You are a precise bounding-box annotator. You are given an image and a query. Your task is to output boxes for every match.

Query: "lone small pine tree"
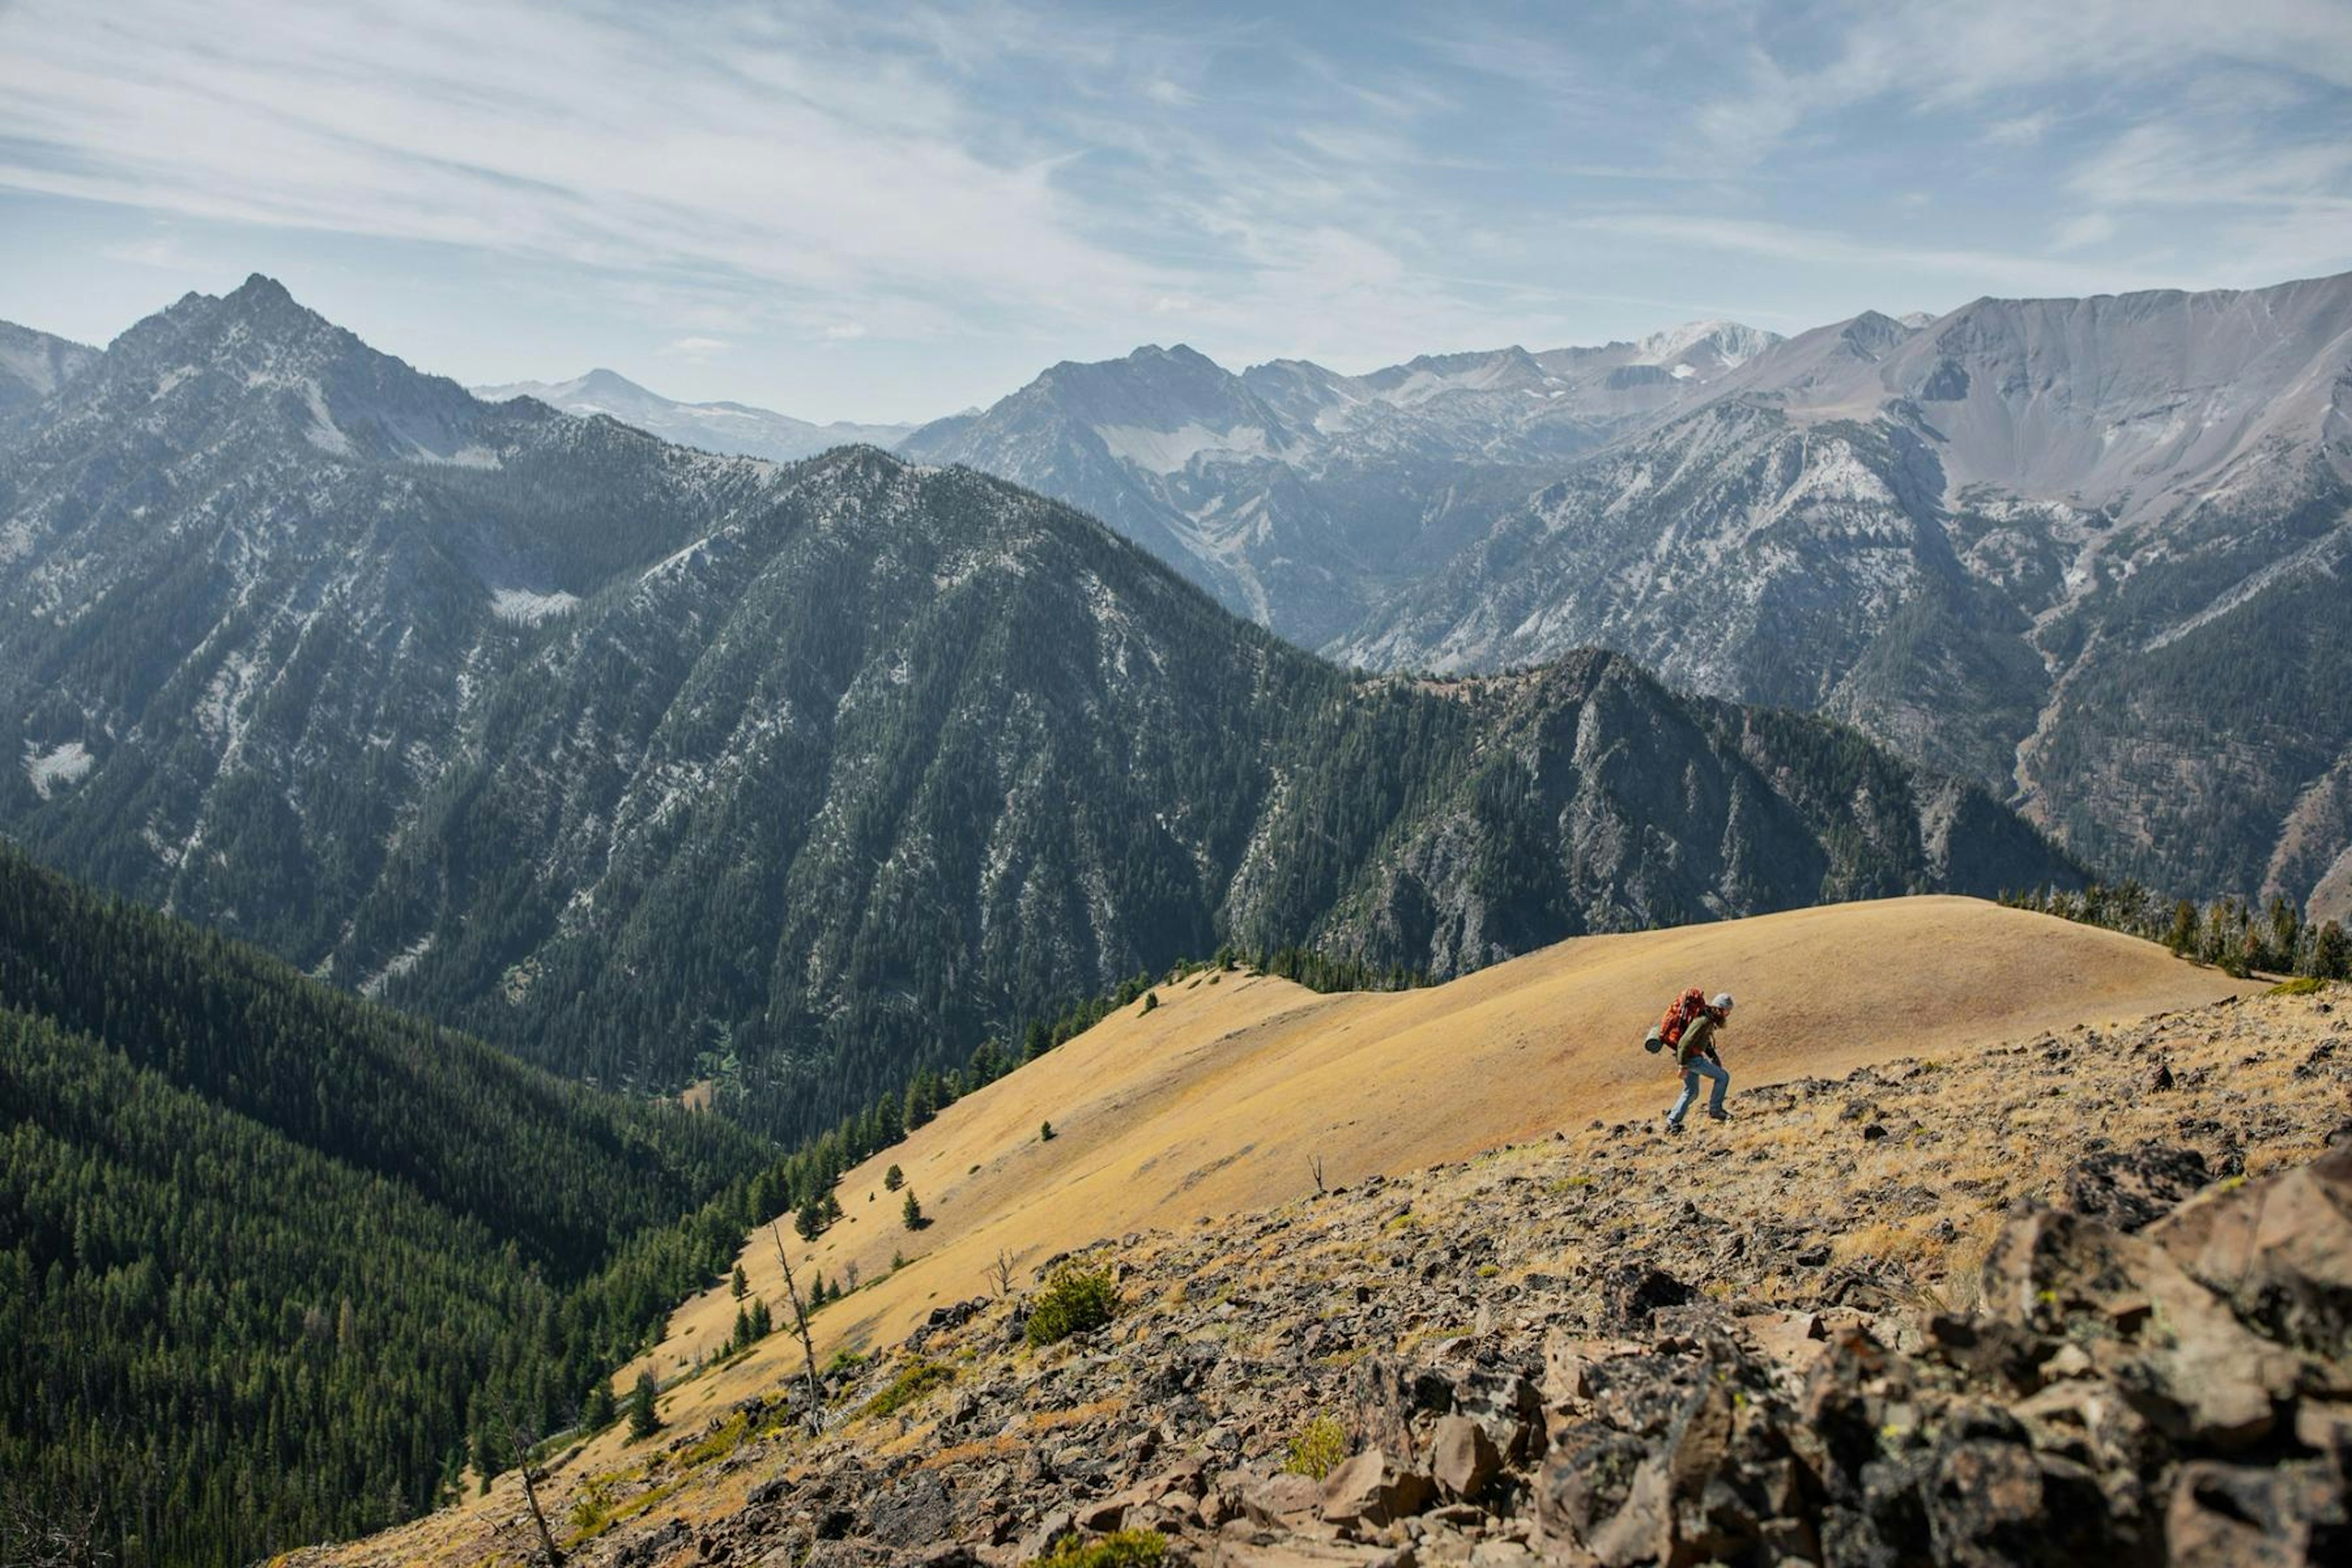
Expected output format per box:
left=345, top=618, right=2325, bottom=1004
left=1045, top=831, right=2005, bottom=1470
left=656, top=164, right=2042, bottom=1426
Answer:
left=1039, top=1120, right=1056, bottom=1142
left=902, top=1189, right=924, bottom=1230
left=731, top=1264, right=748, bottom=1300
left=627, top=1369, right=660, bottom=1441
left=883, top=1164, right=904, bottom=1192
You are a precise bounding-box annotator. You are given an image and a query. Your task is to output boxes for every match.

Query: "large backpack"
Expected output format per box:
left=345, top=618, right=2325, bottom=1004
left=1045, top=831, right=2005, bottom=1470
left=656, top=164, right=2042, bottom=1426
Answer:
left=1656, top=987, right=1709, bottom=1047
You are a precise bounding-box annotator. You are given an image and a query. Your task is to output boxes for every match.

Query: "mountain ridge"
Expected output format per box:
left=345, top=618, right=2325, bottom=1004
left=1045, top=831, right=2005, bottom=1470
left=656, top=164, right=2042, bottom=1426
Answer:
left=1338, top=268, right=2352, bottom=918
left=0, top=279, right=2068, bottom=1143
left=474, top=365, right=918, bottom=462
left=0, top=318, right=99, bottom=420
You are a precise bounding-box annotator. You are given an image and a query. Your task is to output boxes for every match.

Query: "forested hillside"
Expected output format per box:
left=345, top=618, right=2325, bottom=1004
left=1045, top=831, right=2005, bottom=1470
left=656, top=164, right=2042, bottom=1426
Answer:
left=0, top=845, right=767, bottom=1566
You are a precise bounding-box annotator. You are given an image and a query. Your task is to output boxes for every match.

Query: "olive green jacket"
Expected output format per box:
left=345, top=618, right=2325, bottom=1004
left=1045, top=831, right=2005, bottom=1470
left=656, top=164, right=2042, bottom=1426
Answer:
left=1676, top=1012, right=1723, bottom=1069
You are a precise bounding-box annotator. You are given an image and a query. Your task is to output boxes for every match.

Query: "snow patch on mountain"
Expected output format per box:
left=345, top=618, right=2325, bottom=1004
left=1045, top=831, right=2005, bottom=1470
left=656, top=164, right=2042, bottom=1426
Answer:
left=1095, top=421, right=1276, bottom=474
left=22, top=740, right=94, bottom=799
left=491, top=587, right=581, bottom=625
left=1636, top=320, right=1776, bottom=369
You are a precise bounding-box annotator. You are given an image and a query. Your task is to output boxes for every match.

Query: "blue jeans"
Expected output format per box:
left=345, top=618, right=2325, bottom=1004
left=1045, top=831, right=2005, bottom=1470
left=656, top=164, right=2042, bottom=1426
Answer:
left=1668, top=1056, right=1730, bottom=1126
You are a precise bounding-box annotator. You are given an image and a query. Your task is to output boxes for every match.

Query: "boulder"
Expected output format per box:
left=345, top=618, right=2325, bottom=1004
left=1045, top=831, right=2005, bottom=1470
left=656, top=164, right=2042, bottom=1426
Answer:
left=1920, top=1417, right=2116, bottom=1566
left=1599, top=1264, right=1694, bottom=1335
left=2150, top=1145, right=2352, bottom=1360
left=2062, top=1142, right=2210, bottom=1233
left=1979, top=1208, right=2301, bottom=1449
left=1319, top=1449, right=1434, bottom=1527
left=1243, top=1473, right=1325, bottom=1528
left=1428, top=1416, right=1501, bottom=1502
left=865, top=1469, right=959, bottom=1547
left=2166, top=1459, right=2352, bottom=1566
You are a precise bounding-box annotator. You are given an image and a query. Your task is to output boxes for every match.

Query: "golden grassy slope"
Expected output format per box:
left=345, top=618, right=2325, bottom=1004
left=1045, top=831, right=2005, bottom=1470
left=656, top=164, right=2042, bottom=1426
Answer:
left=314, top=895, right=2237, bottom=1562
left=685, top=896, right=2233, bottom=1385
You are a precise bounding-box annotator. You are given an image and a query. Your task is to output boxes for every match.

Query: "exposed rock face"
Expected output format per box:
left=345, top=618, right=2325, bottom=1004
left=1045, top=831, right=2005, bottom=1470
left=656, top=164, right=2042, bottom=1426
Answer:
left=900, top=328, right=1774, bottom=647
left=303, top=986, right=2352, bottom=1568
left=1341, top=273, right=2352, bottom=915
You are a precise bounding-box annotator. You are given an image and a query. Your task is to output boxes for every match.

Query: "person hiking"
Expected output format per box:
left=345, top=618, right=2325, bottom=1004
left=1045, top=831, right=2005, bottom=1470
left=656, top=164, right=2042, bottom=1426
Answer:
left=1660, top=990, right=1734, bottom=1133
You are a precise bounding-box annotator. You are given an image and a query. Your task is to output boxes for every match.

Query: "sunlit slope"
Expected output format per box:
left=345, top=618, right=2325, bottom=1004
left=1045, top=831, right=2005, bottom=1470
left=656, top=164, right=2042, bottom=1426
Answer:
left=655, top=896, right=2233, bottom=1395
left=309, top=895, right=2240, bottom=1563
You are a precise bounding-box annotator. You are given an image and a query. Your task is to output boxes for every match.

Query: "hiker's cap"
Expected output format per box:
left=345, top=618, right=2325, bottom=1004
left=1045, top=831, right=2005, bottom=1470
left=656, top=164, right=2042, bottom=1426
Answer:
left=1713, top=992, right=1734, bottom=1010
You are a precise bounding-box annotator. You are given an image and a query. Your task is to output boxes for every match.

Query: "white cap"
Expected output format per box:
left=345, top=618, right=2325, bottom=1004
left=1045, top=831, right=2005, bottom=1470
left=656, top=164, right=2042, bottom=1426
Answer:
left=1713, top=992, right=1734, bottom=1010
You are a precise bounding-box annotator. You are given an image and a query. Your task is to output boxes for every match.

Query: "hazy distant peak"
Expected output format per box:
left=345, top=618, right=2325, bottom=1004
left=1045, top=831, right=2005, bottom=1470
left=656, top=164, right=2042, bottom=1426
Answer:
left=1634, top=318, right=1777, bottom=369
left=0, top=318, right=102, bottom=413
left=470, top=364, right=916, bottom=461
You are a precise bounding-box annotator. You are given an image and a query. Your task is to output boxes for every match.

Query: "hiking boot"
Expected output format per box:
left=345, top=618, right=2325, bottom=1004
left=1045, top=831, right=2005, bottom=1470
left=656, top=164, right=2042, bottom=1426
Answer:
left=1665, top=1120, right=1685, bottom=1135
left=1707, top=1110, right=1732, bottom=1123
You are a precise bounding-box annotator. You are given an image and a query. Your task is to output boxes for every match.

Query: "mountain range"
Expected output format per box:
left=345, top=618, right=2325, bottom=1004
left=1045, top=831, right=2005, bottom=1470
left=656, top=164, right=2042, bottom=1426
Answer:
left=899, top=321, right=1776, bottom=644
left=0, top=277, right=2065, bottom=1140
left=888, top=274, right=2352, bottom=919
left=473, top=366, right=915, bottom=462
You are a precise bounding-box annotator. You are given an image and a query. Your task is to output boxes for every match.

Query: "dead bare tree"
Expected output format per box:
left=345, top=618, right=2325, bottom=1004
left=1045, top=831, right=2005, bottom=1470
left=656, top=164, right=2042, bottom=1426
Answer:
left=489, top=1385, right=564, bottom=1566
left=987, top=1248, right=1017, bottom=1297
left=1, top=1488, right=112, bottom=1568
left=769, top=1219, right=827, bottom=1435
left=1310, top=1153, right=1327, bottom=1196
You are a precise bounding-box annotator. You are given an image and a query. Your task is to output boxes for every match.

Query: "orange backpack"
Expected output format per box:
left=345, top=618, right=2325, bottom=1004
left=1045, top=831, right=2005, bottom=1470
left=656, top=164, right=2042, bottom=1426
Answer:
left=1657, top=987, right=1709, bottom=1047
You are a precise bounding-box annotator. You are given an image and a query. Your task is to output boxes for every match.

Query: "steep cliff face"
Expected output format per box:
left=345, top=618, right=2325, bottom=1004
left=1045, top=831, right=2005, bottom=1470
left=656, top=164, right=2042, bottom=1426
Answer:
left=0, top=281, right=2067, bottom=1138
left=1342, top=273, right=2352, bottom=914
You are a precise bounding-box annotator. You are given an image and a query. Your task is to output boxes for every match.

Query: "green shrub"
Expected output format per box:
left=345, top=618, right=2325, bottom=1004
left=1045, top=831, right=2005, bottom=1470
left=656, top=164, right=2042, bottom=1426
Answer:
left=2269, top=975, right=2328, bottom=997
left=1031, top=1529, right=1167, bottom=1568
left=1025, top=1262, right=1118, bottom=1347
left=863, top=1356, right=957, bottom=1418
left=1282, top=1414, right=1350, bottom=1479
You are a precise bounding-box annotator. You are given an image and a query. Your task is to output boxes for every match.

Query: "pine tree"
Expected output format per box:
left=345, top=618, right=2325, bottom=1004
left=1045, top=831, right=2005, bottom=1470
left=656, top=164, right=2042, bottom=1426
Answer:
left=2313, top=921, right=2351, bottom=981
left=1039, top=1120, right=1056, bottom=1142
left=2166, top=899, right=2198, bottom=956
left=883, top=1163, right=904, bottom=1192
left=582, top=1378, right=616, bottom=1431
left=731, top=1264, right=748, bottom=1300
left=627, top=1370, right=661, bottom=1440
left=901, top=1189, right=924, bottom=1230
left=2267, top=896, right=2302, bottom=973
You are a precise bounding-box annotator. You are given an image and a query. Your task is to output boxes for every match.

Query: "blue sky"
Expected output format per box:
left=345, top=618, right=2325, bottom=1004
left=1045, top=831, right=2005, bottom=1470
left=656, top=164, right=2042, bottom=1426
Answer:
left=2, top=0, right=2348, bottom=421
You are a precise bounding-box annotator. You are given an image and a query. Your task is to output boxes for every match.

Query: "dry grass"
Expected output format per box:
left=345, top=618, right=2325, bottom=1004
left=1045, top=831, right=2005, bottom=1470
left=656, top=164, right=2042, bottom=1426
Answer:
left=310, top=899, right=2249, bottom=1566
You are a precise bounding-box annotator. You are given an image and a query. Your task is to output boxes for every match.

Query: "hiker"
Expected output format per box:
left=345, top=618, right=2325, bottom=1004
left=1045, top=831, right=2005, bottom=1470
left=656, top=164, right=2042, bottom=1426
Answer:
left=1659, top=989, right=1733, bottom=1132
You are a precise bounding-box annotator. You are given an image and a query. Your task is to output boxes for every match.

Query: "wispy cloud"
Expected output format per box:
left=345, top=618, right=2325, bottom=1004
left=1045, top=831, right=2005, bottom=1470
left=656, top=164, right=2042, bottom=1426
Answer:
left=0, top=0, right=2343, bottom=415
